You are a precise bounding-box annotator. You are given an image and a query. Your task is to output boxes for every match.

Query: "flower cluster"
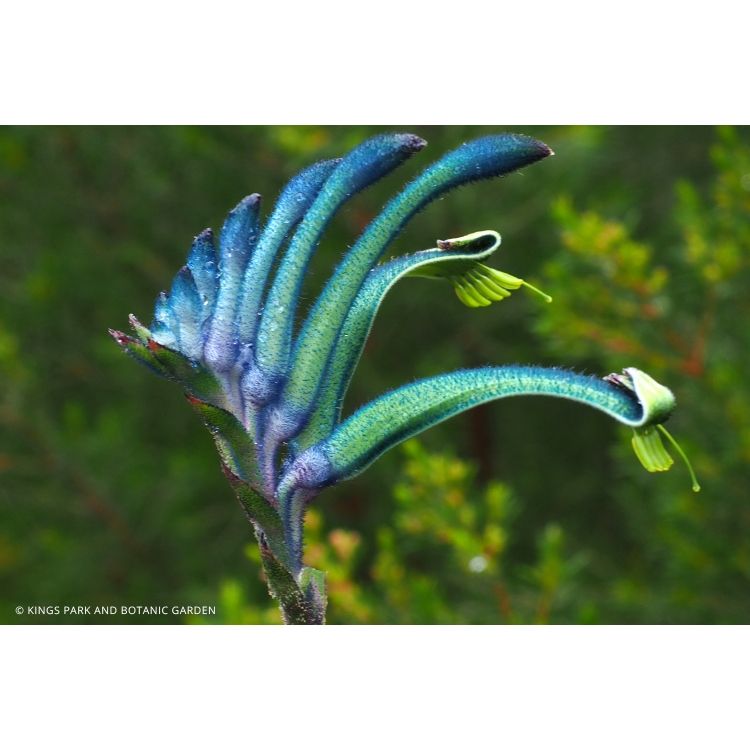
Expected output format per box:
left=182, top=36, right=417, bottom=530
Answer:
left=112, top=133, right=697, bottom=623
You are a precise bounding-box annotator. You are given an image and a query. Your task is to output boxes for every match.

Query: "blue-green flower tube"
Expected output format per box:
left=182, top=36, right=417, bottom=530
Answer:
left=149, top=231, right=218, bottom=359
left=294, top=230, right=502, bottom=452
left=203, top=194, right=262, bottom=375
left=276, top=366, right=674, bottom=562
left=234, top=158, right=341, bottom=360
left=186, top=228, right=218, bottom=318
left=277, top=135, right=553, bottom=442
left=248, top=134, right=426, bottom=403
left=151, top=290, right=179, bottom=350
left=167, top=266, right=203, bottom=361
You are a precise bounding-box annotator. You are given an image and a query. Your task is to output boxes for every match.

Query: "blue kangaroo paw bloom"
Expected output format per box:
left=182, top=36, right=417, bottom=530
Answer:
left=249, top=133, right=426, bottom=401
left=278, top=135, right=553, bottom=443
left=151, top=290, right=180, bottom=349
left=112, top=131, right=695, bottom=624
left=294, top=230, right=503, bottom=452
left=203, top=194, right=262, bottom=375
left=235, top=158, right=342, bottom=360
left=168, top=266, right=204, bottom=361
left=186, top=228, right=218, bottom=319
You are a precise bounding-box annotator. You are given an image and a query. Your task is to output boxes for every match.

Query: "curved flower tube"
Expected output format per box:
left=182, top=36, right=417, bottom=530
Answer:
left=294, top=230, right=504, bottom=452
left=276, top=366, right=678, bottom=565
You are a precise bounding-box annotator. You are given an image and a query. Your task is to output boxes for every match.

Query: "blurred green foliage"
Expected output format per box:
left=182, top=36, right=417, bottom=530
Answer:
left=1, top=126, right=747, bottom=624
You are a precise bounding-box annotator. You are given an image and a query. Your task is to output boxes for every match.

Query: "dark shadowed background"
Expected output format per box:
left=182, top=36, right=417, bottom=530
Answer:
left=1, top=125, right=748, bottom=623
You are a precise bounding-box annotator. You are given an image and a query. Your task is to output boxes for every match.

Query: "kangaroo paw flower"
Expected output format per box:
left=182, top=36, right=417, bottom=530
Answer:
left=111, top=132, right=696, bottom=624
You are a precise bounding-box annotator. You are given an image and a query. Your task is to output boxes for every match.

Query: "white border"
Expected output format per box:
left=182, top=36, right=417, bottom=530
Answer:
left=1, top=1, right=748, bottom=123
left=2, top=626, right=748, bottom=748
left=2, top=3, right=747, bottom=746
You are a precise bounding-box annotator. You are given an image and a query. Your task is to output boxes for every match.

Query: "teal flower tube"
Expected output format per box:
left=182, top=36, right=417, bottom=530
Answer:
left=276, top=366, right=678, bottom=565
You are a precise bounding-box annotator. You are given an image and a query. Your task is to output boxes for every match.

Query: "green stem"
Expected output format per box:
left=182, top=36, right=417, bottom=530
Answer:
left=259, top=545, right=326, bottom=625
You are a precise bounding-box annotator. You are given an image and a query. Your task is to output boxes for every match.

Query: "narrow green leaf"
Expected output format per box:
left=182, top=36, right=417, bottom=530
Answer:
left=109, top=329, right=170, bottom=379
left=186, top=395, right=261, bottom=487
left=220, top=465, right=290, bottom=567
left=127, top=314, right=152, bottom=343
left=146, top=339, right=224, bottom=404
left=259, top=547, right=310, bottom=625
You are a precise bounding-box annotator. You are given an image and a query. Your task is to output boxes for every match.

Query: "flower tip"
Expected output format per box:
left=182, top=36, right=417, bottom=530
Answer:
left=656, top=424, right=701, bottom=494
left=231, top=193, right=262, bottom=214
left=127, top=314, right=151, bottom=343
left=437, top=230, right=500, bottom=254
left=522, top=137, right=554, bottom=160
left=219, top=461, right=241, bottom=484
left=539, top=141, right=554, bottom=157
left=606, top=368, right=676, bottom=426
left=401, top=134, right=427, bottom=153
left=523, top=280, right=553, bottom=303
left=108, top=328, right=129, bottom=346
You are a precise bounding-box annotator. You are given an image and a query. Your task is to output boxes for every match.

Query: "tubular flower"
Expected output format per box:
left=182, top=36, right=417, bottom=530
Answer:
left=111, top=132, right=697, bottom=624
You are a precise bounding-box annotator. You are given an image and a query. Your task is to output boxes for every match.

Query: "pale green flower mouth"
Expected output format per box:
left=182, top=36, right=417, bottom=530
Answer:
left=450, top=265, right=552, bottom=307
left=406, top=233, right=552, bottom=308
left=606, top=368, right=700, bottom=492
